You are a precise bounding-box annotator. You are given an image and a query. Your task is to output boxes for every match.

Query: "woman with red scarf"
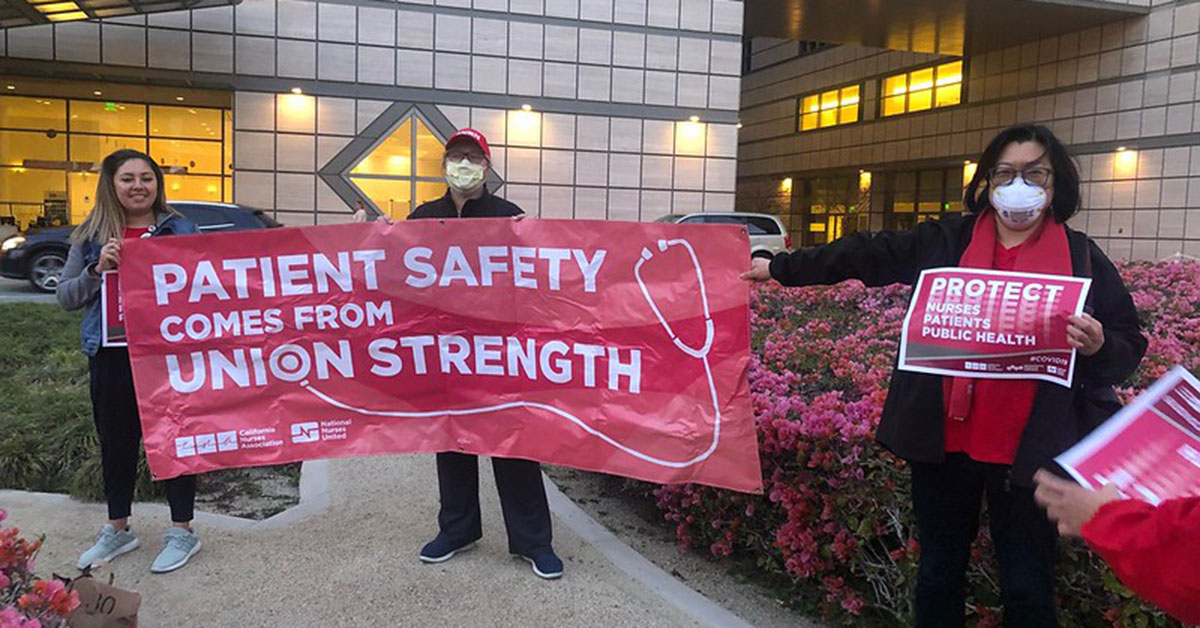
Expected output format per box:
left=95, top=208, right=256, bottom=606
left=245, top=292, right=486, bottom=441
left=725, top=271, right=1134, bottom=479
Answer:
left=744, top=124, right=1147, bottom=627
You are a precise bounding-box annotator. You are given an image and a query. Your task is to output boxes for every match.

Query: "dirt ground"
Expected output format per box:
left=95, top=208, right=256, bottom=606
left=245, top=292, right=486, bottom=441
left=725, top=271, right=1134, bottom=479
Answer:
left=193, top=464, right=301, bottom=520
left=545, top=466, right=821, bottom=628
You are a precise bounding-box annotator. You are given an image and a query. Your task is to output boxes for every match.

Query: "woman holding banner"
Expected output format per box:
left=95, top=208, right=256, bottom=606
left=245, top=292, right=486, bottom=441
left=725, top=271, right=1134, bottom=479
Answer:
left=57, top=149, right=203, bottom=574
left=744, top=124, right=1147, bottom=627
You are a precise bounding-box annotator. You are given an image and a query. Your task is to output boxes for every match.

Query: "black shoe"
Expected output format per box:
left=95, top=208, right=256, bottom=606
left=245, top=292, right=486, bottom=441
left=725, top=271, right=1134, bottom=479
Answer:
left=419, top=536, right=478, bottom=563
left=513, top=550, right=564, bottom=580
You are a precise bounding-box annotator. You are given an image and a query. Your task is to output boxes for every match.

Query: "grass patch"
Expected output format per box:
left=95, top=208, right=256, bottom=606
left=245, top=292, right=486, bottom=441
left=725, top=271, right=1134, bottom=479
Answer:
left=0, top=303, right=298, bottom=518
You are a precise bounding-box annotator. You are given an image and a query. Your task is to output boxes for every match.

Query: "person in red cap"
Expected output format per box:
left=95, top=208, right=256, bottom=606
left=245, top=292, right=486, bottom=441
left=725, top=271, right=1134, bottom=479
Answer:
left=408, top=128, right=563, bottom=580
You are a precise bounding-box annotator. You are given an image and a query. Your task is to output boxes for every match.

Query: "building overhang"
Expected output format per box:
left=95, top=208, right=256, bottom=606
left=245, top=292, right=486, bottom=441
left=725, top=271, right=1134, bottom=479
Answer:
left=745, top=0, right=1147, bottom=56
left=1, top=0, right=239, bottom=28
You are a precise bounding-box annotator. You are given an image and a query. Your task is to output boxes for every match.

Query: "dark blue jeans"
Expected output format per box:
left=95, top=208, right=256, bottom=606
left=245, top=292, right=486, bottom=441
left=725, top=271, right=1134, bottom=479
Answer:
left=434, top=452, right=553, bottom=556
left=911, top=453, right=1058, bottom=628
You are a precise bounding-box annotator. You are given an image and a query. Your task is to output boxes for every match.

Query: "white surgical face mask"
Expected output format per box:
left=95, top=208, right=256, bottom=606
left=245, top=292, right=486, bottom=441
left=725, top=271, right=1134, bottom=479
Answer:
left=990, top=177, right=1048, bottom=230
left=445, top=158, right=485, bottom=192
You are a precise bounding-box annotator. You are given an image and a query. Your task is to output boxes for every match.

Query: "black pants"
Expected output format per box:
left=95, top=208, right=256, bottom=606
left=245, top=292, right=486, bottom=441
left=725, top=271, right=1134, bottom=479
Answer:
left=89, top=348, right=196, bottom=523
left=435, top=452, right=553, bottom=556
left=911, top=454, right=1058, bottom=628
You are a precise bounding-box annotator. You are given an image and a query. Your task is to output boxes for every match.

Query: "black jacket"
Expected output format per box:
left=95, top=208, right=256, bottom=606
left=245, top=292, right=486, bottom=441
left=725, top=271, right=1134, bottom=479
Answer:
left=408, top=185, right=523, bottom=220
left=768, top=214, right=1147, bottom=485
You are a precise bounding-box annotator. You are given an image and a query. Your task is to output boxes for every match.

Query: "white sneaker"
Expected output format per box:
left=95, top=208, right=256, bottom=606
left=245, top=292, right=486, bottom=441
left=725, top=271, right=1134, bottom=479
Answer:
left=77, top=524, right=140, bottom=570
left=150, top=527, right=201, bottom=574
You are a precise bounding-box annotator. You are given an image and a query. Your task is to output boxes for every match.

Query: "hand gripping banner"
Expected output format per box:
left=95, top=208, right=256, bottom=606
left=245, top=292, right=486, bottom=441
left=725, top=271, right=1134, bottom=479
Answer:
left=119, top=218, right=762, bottom=493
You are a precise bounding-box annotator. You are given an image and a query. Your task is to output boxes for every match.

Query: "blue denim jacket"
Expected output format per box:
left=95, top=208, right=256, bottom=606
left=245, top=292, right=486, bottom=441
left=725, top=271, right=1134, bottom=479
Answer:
left=57, top=212, right=199, bottom=356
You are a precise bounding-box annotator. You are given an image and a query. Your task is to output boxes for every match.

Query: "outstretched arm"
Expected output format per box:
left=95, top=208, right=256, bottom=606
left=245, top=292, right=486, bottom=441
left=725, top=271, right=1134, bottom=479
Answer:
left=746, top=220, right=954, bottom=288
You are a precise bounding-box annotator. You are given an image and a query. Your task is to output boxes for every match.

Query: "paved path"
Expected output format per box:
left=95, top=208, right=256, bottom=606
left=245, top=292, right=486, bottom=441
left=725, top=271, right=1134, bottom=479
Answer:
left=3, top=455, right=746, bottom=628
left=0, top=277, right=55, bottom=303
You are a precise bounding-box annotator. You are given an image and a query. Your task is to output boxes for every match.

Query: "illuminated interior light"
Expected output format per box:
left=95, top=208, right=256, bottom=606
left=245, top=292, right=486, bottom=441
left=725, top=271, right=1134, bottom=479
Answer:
left=962, top=161, right=978, bottom=186
left=36, top=1, right=79, bottom=12
left=46, top=11, right=87, bottom=21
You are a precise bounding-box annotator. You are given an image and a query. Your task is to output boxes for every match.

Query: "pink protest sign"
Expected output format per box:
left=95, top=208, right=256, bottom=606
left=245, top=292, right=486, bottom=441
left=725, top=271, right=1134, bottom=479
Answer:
left=898, top=267, right=1091, bottom=387
left=1057, top=367, right=1200, bottom=504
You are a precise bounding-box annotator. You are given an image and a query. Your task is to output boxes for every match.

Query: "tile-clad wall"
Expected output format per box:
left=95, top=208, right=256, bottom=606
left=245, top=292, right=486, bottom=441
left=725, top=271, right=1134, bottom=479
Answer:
left=231, top=91, right=738, bottom=225
left=738, top=1, right=1200, bottom=260
left=1, top=0, right=743, bottom=225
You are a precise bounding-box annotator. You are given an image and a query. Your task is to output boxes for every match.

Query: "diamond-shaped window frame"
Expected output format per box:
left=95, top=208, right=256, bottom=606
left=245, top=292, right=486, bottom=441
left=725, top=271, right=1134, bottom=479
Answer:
left=319, top=103, right=503, bottom=219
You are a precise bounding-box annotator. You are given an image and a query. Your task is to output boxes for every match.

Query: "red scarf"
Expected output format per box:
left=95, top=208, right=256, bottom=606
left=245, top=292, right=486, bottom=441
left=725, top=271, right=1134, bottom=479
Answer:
left=944, top=210, right=1072, bottom=434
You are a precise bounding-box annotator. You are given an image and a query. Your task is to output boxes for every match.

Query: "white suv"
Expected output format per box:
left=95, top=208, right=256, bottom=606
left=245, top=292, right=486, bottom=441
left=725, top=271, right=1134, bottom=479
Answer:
left=654, top=212, right=791, bottom=258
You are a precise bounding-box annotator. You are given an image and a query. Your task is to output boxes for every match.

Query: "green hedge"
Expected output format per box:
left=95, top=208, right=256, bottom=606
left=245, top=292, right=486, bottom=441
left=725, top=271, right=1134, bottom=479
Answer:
left=0, top=303, right=297, bottom=510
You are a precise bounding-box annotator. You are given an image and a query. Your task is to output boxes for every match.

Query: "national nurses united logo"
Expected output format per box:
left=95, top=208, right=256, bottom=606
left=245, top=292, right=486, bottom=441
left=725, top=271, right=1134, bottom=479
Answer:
left=290, top=422, right=320, bottom=444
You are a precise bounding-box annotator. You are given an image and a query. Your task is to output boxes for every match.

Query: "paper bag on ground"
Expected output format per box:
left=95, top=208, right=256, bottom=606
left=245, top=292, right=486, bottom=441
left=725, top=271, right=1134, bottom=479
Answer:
left=68, top=576, right=141, bottom=628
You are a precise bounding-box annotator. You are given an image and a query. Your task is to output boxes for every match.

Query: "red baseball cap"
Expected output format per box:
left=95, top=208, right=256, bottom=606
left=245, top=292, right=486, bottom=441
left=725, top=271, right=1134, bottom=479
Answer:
left=445, top=128, right=491, bottom=160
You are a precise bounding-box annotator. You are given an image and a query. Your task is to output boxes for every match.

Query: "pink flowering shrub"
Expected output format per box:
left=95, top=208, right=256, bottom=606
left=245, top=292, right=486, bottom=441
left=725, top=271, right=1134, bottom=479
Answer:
left=0, top=510, right=78, bottom=628
left=652, top=260, right=1200, bottom=627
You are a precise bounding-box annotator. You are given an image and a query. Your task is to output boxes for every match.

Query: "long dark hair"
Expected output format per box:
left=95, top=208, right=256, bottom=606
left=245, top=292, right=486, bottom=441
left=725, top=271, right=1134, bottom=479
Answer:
left=72, top=149, right=173, bottom=244
left=964, top=124, right=1081, bottom=223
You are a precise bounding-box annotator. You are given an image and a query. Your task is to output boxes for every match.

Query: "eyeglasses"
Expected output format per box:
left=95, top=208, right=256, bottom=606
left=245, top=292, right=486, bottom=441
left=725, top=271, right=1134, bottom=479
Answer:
left=988, top=166, right=1053, bottom=188
left=445, top=150, right=487, bottom=164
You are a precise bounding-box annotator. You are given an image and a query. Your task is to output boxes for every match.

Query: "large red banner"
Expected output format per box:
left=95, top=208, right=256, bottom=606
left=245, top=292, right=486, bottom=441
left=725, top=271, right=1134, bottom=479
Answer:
left=119, top=218, right=761, bottom=493
left=898, top=268, right=1091, bottom=387
left=1057, top=366, right=1200, bottom=504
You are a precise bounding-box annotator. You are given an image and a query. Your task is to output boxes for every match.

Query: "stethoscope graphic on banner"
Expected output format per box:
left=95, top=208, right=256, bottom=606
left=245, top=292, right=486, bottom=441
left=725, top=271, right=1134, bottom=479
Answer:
left=301, top=238, right=721, bottom=469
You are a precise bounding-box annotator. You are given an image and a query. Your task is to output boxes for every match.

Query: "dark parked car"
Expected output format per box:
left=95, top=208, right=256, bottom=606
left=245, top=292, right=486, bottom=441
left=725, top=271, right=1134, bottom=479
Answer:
left=0, top=202, right=281, bottom=292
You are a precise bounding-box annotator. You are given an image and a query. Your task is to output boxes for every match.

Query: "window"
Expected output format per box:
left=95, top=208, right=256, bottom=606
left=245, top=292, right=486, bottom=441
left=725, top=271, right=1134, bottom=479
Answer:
left=788, top=176, right=875, bottom=246
left=798, top=84, right=860, bottom=132
left=149, top=106, right=223, bottom=139
left=149, top=138, right=223, bottom=174
left=175, top=204, right=236, bottom=231
left=349, top=114, right=449, bottom=219
left=69, top=135, right=147, bottom=164
left=886, top=168, right=965, bottom=231
left=0, top=131, right=67, bottom=163
left=882, top=61, right=963, bottom=117
left=163, top=175, right=224, bottom=203
left=0, top=94, right=231, bottom=229
left=709, top=215, right=780, bottom=235
left=71, top=101, right=144, bottom=136
left=0, top=97, right=66, bottom=131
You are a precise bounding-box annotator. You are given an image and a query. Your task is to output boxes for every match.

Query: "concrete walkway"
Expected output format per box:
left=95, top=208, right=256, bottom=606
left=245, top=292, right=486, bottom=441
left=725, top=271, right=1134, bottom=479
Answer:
left=3, top=455, right=748, bottom=627
left=0, top=277, right=55, bottom=303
